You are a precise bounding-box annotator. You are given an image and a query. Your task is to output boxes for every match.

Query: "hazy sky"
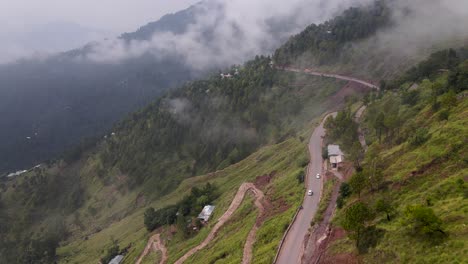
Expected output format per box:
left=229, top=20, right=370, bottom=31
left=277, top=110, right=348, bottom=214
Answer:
left=0, top=0, right=198, bottom=61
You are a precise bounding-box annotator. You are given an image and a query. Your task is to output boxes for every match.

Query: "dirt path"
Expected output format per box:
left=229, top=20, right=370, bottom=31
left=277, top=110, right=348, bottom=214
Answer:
left=135, top=233, right=168, bottom=264
left=174, top=182, right=266, bottom=264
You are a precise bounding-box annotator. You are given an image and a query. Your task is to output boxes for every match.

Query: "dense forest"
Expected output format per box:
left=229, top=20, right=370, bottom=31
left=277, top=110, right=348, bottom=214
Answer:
left=1, top=1, right=466, bottom=262
left=0, top=55, right=344, bottom=264
left=273, top=0, right=390, bottom=66
left=97, top=56, right=342, bottom=196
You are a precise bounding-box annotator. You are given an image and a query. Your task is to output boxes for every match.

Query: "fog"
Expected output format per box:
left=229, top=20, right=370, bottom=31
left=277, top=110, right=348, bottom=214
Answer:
left=0, top=0, right=197, bottom=63
left=79, top=0, right=375, bottom=69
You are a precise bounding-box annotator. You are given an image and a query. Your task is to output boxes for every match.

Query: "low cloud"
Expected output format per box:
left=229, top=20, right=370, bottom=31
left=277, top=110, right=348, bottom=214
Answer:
left=83, top=0, right=374, bottom=69
left=338, top=0, right=468, bottom=77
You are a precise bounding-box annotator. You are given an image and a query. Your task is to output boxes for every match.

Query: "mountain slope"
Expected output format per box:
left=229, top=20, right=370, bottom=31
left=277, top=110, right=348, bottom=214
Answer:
left=1, top=1, right=467, bottom=263
left=322, top=53, right=468, bottom=263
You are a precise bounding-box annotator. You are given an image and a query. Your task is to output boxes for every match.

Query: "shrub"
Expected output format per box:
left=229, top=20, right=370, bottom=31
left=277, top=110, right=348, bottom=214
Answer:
left=409, top=128, right=430, bottom=147
left=403, top=205, right=446, bottom=237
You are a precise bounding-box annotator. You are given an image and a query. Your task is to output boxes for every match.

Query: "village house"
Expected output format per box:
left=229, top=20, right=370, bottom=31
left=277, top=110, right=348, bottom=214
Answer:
left=328, top=144, right=344, bottom=170
left=220, top=73, right=233, bottom=79
left=197, top=205, right=215, bottom=222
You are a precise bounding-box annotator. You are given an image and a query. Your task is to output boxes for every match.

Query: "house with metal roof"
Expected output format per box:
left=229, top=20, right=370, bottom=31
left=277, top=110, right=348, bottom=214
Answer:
left=328, top=144, right=344, bottom=169
left=109, top=255, right=124, bottom=264
left=197, top=205, right=215, bottom=222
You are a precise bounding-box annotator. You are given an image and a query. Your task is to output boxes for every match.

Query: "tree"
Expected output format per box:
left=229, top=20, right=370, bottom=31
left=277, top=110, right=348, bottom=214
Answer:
left=373, top=112, right=386, bottom=142
left=375, top=198, right=393, bottom=221
left=440, top=90, right=457, bottom=110
left=368, top=166, right=384, bottom=191
left=176, top=213, right=188, bottom=238
left=296, top=169, right=305, bottom=183
left=100, top=238, right=120, bottom=264
left=349, top=171, right=367, bottom=198
left=341, top=202, right=374, bottom=248
left=144, top=207, right=157, bottom=231
left=337, top=182, right=351, bottom=208
left=349, top=141, right=364, bottom=169
left=409, top=128, right=429, bottom=147
left=404, top=205, right=446, bottom=237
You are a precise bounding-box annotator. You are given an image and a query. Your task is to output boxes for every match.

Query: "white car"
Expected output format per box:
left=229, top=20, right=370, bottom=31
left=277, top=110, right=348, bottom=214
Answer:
left=307, top=190, right=313, bottom=196
left=316, top=173, right=321, bottom=179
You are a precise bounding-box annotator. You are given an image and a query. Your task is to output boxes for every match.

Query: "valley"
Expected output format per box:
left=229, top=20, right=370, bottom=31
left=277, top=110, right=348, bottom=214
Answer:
left=0, top=1, right=467, bottom=263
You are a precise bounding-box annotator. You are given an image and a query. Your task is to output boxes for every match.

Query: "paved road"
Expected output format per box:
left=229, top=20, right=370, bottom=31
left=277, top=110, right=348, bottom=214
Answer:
left=276, top=113, right=335, bottom=264
left=281, top=67, right=380, bottom=90
left=275, top=68, right=379, bottom=264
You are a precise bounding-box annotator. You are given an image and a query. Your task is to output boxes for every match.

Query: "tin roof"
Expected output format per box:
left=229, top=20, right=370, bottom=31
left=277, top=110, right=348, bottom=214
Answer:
left=109, top=255, right=124, bottom=264
left=328, top=145, right=344, bottom=156
left=197, top=205, right=216, bottom=221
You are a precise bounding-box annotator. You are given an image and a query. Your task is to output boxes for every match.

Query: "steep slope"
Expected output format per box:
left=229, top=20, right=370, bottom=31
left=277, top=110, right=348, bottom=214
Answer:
left=0, top=4, right=202, bottom=174
left=1, top=1, right=467, bottom=263
left=274, top=0, right=468, bottom=80
left=321, top=53, right=468, bottom=263
left=0, top=0, right=345, bottom=174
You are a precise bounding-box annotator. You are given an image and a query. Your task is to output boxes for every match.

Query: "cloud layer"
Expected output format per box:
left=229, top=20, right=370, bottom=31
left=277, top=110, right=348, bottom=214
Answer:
left=83, top=0, right=374, bottom=69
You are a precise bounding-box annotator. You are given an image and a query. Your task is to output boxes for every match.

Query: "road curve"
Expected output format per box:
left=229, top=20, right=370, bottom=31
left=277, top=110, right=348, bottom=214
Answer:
left=280, top=67, right=380, bottom=90
left=275, top=113, right=335, bottom=264
left=174, top=183, right=265, bottom=264
left=135, top=233, right=168, bottom=264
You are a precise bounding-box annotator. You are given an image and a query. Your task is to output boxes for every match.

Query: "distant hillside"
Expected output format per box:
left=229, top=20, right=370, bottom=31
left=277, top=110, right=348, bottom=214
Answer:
left=0, top=3, right=203, bottom=174
left=0, top=0, right=338, bottom=175
left=274, top=0, right=468, bottom=80
left=1, top=1, right=467, bottom=263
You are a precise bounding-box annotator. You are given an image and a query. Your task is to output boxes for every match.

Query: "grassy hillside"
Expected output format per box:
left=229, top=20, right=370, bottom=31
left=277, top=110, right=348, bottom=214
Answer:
left=56, top=122, right=317, bottom=263
left=0, top=66, right=346, bottom=263
left=326, top=54, right=468, bottom=263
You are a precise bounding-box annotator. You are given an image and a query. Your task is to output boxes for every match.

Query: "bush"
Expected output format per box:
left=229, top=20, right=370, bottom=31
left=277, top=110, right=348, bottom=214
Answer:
left=404, top=205, right=446, bottom=238
left=438, top=109, right=450, bottom=121
left=409, top=128, right=430, bottom=147
left=337, top=182, right=351, bottom=208
left=296, top=169, right=305, bottom=183
left=101, top=239, right=119, bottom=264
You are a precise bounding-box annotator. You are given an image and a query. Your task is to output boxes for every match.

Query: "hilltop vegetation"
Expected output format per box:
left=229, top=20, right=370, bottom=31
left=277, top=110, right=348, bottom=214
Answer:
left=0, top=55, right=344, bottom=263
left=274, top=0, right=390, bottom=67
left=326, top=50, right=468, bottom=263
left=1, top=1, right=467, bottom=263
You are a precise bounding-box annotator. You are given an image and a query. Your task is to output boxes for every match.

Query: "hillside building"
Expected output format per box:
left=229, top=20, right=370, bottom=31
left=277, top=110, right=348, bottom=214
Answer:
left=328, top=144, right=344, bottom=169
left=197, top=205, right=215, bottom=222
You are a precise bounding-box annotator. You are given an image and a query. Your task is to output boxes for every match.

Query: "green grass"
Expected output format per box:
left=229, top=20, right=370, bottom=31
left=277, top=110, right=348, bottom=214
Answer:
left=57, top=128, right=312, bottom=263
left=54, top=72, right=346, bottom=263
left=163, top=135, right=309, bottom=264
left=329, top=96, right=468, bottom=263
left=141, top=250, right=161, bottom=264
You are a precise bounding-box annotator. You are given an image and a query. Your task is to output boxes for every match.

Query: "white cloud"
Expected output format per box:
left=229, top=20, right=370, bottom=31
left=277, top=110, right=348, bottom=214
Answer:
left=83, top=0, right=375, bottom=69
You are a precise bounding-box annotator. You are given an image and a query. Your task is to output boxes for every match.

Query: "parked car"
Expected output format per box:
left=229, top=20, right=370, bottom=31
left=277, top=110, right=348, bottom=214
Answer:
left=307, top=190, right=313, bottom=196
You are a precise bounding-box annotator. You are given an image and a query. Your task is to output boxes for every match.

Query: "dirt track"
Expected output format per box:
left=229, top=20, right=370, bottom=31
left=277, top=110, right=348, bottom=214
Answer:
left=135, top=233, right=168, bottom=264
left=174, top=182, right=266, bottom=264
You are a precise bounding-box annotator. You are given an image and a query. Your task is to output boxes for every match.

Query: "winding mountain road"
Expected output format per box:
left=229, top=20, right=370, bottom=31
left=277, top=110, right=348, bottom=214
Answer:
left=280, top=67, right=380, bottom=90
left=275, top=68, right=379, bottom=264
left=275, top=113, right=334, bottom=264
